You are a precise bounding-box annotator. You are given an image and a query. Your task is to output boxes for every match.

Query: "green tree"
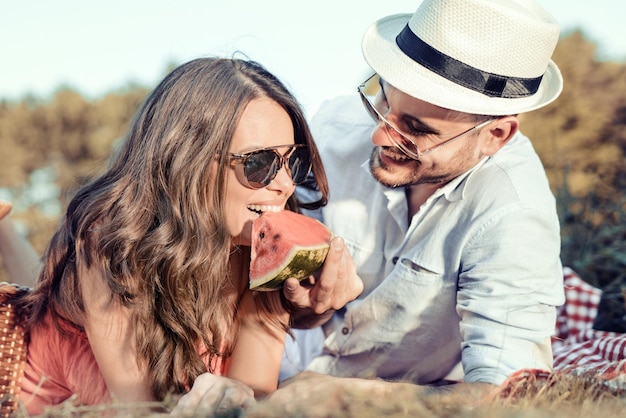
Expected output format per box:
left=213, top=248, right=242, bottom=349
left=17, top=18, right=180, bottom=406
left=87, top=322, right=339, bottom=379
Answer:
left=0, top=85, right=147, bottom=280
left=523, top=30, right=626, bottom=287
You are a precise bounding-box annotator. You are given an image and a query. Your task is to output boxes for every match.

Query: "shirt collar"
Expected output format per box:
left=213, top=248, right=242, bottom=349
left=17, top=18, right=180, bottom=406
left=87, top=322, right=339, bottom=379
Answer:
left=359, top=159, right=370, bottom=174
left=439, top=156, right=490, bottom=202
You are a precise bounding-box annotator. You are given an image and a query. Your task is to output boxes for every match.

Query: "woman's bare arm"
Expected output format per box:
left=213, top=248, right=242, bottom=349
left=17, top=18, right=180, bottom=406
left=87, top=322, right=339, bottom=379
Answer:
left=225, top=290, right=289, bottom=397
left=0, top=200, right=40, bottom=286
left=79, top=263, right=154, bottom=402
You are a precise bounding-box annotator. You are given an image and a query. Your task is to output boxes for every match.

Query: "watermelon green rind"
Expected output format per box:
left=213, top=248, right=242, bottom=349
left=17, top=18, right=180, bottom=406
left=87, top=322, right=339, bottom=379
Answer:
left=249, top=210, right=332, bottom=292
left=249, top=243, right=330, bottom=291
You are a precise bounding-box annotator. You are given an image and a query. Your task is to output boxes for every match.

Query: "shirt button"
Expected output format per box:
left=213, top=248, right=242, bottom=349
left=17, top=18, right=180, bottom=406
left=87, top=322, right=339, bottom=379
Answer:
left=392, top=256, right=399, bottom=264
left=341, top=327, right=350, bottom=335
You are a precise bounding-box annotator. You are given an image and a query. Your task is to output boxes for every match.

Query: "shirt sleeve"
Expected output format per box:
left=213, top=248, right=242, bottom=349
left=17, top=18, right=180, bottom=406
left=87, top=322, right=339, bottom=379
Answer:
left=457, top=202, right=565, bottom=385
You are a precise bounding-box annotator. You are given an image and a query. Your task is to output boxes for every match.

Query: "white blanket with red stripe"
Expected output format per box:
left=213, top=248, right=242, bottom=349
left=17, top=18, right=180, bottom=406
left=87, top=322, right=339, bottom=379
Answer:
left=550, top=267, right=626, bottom=389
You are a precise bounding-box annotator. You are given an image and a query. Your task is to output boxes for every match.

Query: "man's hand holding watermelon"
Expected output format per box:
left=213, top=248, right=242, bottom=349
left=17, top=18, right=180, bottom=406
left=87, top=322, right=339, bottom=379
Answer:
left=248, top=209, right=363, bottom=326
left=282, top=235, right=363, bottom=328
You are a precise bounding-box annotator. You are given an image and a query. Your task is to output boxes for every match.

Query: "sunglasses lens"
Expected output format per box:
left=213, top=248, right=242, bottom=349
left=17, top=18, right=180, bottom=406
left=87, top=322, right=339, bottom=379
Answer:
left=234, top=145, right=311, bottom=189
left=382, top=124, right=420, bottom=158
left=243, top=151, right=280, bottom=188
left=360, top=88, right=420, bottom=159
left=359, top=91, right=380, bottom=123
left=288, top=147, right=312, bottom=184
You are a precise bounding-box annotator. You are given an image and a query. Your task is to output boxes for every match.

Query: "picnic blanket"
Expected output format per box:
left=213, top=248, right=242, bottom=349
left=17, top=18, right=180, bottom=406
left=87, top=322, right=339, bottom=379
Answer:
left=551, top=267, right=626, bottom=389
left=499, top=267, right=626, bottom=394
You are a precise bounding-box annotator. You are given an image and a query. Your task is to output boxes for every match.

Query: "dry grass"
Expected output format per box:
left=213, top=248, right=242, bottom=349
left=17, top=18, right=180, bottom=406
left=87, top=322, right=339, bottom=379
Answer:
left=249, top=374, right=625, bottom=418
left=12, top=373, right=623, bottom=418
left=12, top=399, right=171, bottom=418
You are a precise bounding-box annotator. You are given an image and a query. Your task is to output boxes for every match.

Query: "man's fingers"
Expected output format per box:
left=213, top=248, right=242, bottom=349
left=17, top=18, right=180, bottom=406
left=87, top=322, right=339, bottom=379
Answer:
left=340, top=245, right=364, bottom=304
left=282, top=235, right=363, bottom=316
left=283, top=277, right=310, bottom=308
left=310, top=237, right=344, bottom=312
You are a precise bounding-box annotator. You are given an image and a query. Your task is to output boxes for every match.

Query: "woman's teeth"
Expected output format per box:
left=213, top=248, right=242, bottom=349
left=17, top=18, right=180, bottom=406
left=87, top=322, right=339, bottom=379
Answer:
left=247, top=205, right=283, bottom=214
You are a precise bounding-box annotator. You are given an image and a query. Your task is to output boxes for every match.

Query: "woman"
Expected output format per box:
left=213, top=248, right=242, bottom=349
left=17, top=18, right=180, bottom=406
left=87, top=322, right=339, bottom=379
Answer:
left=8, top=57, right=329, bottom=415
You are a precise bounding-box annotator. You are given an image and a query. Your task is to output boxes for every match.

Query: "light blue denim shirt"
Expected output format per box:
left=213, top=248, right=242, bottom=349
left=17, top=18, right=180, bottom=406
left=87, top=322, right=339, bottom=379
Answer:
left=298, top=95, right=565, bottom=386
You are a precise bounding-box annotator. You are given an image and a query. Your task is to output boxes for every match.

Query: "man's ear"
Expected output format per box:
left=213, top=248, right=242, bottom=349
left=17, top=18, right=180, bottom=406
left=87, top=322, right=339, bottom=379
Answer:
left=480, top=116, right=519, bottom=156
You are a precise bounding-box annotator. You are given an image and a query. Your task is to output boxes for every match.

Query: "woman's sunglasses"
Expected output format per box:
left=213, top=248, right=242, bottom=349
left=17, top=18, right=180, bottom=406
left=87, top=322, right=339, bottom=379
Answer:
left=229, top=144, right=312, bottom=189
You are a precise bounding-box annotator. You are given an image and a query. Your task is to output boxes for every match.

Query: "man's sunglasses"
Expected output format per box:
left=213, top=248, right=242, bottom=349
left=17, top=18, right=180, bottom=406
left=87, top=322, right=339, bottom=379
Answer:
left=229, top=144, right=312, bottom=189
left=358, top=74, right=495, bottom=159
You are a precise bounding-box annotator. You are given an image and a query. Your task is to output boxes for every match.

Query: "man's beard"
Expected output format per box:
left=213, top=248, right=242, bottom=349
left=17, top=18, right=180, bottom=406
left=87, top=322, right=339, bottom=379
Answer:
left=369, top=147, right=451, bottom=188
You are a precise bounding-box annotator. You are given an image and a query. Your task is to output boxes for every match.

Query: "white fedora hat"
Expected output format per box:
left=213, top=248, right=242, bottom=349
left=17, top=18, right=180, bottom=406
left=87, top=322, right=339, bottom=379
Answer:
left=361, top=0, right=563, bottom=115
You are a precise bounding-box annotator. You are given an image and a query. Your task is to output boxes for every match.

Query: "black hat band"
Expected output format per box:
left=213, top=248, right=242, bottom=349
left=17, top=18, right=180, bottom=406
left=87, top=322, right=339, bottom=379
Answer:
left=395, top=24, right=543, bottom=98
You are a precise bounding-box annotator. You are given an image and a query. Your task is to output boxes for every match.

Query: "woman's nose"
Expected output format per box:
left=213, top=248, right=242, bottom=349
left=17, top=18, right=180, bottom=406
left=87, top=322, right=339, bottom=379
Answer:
left=267, top=164, right=295, bottom=194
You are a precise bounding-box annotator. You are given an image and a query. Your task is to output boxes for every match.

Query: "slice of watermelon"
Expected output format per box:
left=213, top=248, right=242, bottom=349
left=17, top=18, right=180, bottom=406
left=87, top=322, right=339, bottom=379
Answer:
left=249, top=210, right=332, bottom=291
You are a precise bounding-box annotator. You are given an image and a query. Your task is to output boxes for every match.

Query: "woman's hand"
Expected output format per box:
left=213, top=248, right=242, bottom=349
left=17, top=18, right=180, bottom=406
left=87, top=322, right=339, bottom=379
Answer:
left=0, top=199, right=41, bottom=287
left=170, top=373, right=255, bottom=417
left=0, top=199, right=12, bottom=220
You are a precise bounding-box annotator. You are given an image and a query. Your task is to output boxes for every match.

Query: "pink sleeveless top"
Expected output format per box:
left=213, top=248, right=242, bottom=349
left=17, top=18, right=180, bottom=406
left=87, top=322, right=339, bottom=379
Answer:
left=18, top=313, right=109, bottom=414
left=19, top=312, right=223, bottom=415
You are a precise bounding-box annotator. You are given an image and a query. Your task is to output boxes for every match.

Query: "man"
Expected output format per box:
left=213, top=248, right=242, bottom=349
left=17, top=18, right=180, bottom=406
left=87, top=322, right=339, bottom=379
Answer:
left=280, top=0, right=565, bottom=399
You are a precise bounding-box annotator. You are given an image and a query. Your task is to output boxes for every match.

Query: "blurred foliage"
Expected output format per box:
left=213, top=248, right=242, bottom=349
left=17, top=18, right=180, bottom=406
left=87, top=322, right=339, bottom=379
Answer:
left=0, top=84, right=149, bottom=276
left=1, top=30, right=626, bottom=288
left=521, top=30, right=626, bottom=288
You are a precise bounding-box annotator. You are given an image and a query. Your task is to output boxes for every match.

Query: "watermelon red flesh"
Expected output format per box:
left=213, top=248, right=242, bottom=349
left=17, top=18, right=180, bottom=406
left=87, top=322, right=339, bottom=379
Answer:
left=249, top=211, right=332, bottom=291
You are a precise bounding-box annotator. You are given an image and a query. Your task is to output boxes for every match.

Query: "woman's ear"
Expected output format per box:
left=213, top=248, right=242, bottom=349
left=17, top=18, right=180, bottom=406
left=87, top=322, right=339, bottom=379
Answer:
left=480, top=116, right=519, bottom=156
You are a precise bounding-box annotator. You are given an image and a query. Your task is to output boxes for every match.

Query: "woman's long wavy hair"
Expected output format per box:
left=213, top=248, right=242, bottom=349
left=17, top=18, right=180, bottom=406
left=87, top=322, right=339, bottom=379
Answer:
left=18, top=57, right=329, bottom=398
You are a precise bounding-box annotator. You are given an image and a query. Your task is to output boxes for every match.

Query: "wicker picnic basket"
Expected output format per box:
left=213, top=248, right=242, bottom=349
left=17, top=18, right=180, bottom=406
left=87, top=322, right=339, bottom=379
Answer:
left=0, top=283, right=29, bottom=417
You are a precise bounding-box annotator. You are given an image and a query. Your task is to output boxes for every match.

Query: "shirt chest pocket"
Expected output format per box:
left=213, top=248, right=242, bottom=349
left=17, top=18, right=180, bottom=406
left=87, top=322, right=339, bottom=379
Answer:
left=396, top=257, right=445, bottom=281
left=344, top=258, right=457, bottom=343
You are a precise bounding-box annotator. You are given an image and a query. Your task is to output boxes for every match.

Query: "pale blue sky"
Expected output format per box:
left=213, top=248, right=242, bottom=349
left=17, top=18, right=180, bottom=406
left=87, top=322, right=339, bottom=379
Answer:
left=1, top=0, right=623, bottom=116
